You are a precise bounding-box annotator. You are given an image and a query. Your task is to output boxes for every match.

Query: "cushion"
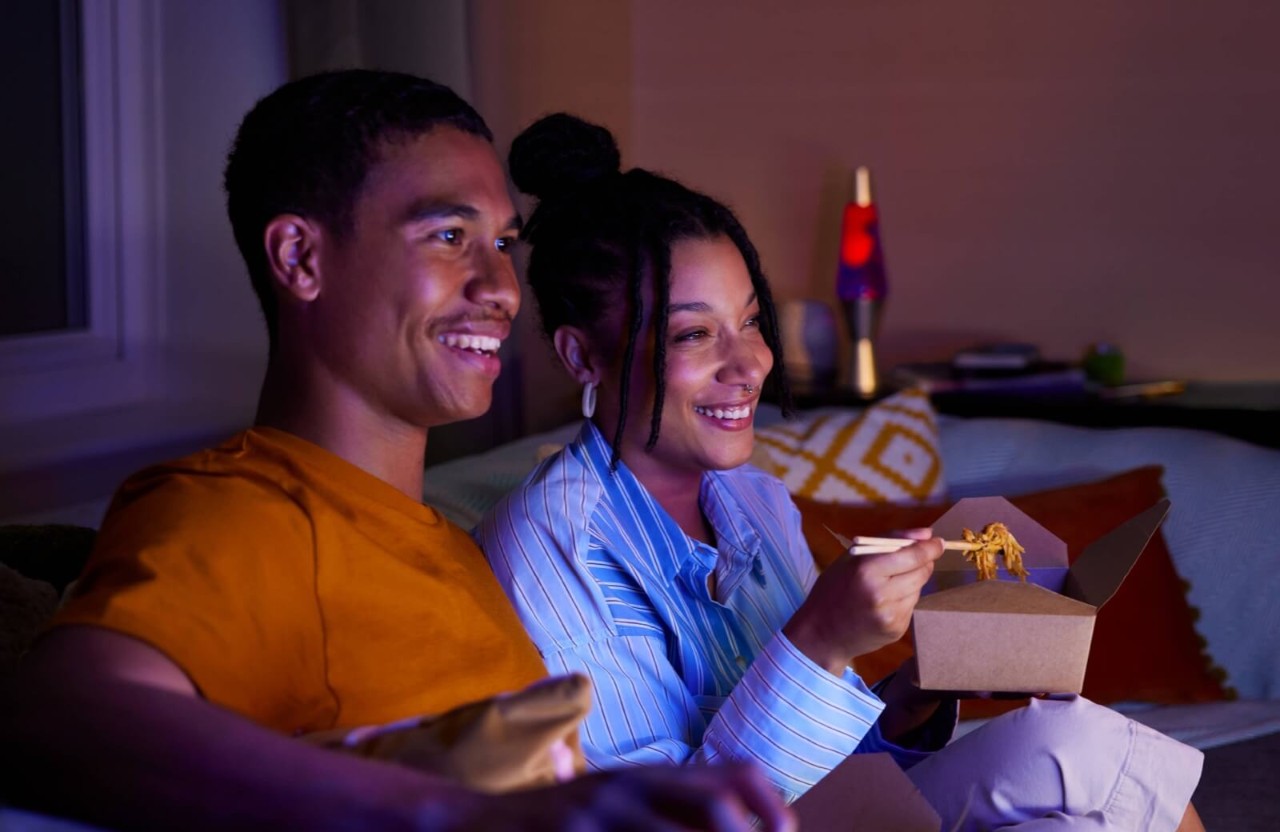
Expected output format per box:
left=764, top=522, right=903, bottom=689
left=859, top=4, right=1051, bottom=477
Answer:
left=939, top=416, right=1280, bottom=700
left=0, top=561, right=59, bottom=681
left=0, top=524, right=96, bottom=596
left=794, top=466, right=1233, bottom=718
left=305, top=673, right=591, bottom=793
left=754, top=388, right=945, bottom=504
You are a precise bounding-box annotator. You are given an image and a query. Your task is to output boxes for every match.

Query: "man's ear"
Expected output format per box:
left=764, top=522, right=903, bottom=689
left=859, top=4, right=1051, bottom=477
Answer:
left=264, top=215, right=321, bottom=302
left=552, top=326, right=603, bottom=385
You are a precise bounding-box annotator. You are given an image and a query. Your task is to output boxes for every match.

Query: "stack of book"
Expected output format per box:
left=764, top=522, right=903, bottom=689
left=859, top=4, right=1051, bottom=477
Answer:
left=890, top=343, right=1089, bottom=396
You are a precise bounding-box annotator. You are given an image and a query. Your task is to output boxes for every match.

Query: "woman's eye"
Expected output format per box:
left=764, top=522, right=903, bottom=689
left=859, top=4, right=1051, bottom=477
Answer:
left=495, top=235, right=517, bottom=253
left=675, top=329, right=708, bottom=343
left=744, top=315, right=761, bottom=329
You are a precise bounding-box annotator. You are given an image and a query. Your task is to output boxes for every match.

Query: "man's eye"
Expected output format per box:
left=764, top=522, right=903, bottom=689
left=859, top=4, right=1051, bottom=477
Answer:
left=495, top=235, right=517, bottom=253
left=434, top=228, right=463, bottom=244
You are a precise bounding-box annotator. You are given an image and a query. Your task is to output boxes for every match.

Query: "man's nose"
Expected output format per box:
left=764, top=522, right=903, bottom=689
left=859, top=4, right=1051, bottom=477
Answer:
left=467, top=245, right=521, bottom=318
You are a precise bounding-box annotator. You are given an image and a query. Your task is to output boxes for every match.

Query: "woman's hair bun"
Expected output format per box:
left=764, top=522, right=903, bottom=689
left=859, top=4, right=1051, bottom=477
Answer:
left=509, top=113, right=621, bottom=201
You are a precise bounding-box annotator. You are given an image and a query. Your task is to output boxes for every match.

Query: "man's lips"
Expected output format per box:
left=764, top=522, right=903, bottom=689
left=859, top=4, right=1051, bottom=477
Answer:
left=438, top=332, right=502, bottom=356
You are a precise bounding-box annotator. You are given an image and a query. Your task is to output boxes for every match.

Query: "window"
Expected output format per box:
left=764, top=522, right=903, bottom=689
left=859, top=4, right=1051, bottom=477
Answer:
left=0, top=0, right=86, bottom=338
left=0, top=0, right=162, bottom=426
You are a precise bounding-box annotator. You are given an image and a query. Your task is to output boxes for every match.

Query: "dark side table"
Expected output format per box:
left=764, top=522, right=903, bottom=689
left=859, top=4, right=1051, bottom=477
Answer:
left=782, top=381, right=1280, bottom=450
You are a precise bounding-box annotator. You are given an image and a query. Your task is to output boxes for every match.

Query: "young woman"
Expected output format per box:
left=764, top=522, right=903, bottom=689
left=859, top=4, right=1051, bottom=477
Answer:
left=476, top=113, right=1204, bottom=830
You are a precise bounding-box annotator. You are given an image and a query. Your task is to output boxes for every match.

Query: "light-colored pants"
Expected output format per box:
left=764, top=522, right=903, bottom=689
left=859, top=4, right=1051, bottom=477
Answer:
left=907, top=696, right=1203, bottom=831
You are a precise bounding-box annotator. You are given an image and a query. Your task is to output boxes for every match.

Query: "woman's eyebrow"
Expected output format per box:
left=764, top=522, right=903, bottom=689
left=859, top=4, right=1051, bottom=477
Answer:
left=667, top=292, right=757, bottom=315
left=668, top=301, right=712, bottom=314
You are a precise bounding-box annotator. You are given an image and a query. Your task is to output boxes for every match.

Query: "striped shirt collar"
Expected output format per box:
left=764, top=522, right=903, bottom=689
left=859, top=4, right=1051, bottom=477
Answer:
left=574, top=420, right=764, bottom=592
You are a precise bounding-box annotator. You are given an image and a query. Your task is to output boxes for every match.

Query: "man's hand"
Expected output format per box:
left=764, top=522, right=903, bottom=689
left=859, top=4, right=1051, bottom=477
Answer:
left=783, top=537, right=944, bottom=675
left=440, top=762, right=795, bottom=832
left=3, top=630, right=793, bottom=832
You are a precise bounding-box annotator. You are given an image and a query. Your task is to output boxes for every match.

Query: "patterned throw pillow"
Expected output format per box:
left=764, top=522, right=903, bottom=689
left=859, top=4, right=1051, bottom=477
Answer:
left=754, top=388, right=946, bottom=504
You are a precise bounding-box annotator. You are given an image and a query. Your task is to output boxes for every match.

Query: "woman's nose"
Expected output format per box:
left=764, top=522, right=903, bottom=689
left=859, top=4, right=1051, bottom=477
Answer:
left=718, top=335, right=771, bottom=390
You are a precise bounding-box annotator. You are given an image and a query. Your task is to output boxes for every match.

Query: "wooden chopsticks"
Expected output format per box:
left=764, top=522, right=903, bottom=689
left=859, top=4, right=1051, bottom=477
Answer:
left=823, top=525, right=980, bottom=557
left=844, top=535, right=979, bottom=557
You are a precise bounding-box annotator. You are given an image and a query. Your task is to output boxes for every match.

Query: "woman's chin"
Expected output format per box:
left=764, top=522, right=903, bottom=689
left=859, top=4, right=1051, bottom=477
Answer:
left=704, top=443, right=758, bottom=472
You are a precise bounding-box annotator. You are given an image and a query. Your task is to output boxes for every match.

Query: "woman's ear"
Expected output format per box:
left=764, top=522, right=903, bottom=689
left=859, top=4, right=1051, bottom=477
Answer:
left=264, top=215, right=321, bottom=302
left=553, top=326, right=602, bottom=386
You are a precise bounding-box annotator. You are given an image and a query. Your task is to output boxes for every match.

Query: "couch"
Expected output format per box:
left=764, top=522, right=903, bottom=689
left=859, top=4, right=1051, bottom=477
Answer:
left=418, top=404, right=1280, bottom=829
left=4, top=406, right=1279, bottom=829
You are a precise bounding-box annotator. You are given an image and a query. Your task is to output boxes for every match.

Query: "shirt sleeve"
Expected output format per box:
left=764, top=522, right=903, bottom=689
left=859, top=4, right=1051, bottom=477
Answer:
left=700, top=631, right=886, bottom=797
left=478, top=464, right=889, bottom=801
left=52, top=468, right=332, bottom=731
left=772, top=481, right=958, bottom=771
left=537, top=625, right=886, bottom=800
left=700, top=471, right=958, bottom=785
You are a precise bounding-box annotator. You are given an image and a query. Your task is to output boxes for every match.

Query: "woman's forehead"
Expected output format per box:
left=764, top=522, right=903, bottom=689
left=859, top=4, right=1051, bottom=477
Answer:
left=667, top=236, right=753, bottom=306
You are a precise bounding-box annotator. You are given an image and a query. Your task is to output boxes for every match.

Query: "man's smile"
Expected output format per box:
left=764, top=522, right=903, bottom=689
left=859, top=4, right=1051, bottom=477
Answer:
left=438, top=332, right=502, bottom=357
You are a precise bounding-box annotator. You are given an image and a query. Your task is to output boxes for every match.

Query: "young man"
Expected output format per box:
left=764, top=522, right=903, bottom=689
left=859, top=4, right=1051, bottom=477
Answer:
left=0, top=70, right=791, bottom=832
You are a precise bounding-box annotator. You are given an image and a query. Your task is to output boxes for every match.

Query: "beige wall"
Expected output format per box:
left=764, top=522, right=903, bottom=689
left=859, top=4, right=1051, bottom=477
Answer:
left=476, top=0, right=1280, bottom=396
left=469, top=0, right=635, bottom=432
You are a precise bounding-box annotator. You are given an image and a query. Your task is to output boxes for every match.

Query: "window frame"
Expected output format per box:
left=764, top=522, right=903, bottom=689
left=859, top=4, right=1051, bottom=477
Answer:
left=0, top=0, right=162, bottom=424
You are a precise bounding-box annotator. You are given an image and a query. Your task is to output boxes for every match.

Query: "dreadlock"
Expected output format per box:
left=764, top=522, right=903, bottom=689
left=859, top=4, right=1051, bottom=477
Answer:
left=615, top=229, right=647, bottom=468
left=509, top=113, right=792, bottom=470
left=646, top=232, right=672, bottom=457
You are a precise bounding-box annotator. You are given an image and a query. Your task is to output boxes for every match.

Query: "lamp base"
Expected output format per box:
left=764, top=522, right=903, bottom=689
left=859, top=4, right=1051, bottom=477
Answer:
left=841, top=298, right=882, bottom=398
left=852, top=337, right=878, bottom=398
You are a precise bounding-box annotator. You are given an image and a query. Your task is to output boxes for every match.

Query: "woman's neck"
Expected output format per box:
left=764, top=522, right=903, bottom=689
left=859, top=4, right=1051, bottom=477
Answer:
left=664, top=496, right=715, bottom=546
left=624, top=456, right=714, bottom=545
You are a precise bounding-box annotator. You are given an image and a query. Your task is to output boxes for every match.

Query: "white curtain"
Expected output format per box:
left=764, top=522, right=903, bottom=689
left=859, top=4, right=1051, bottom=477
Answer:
left=284, top=0, right=471, bottom=97
left=281, top=0, right=527, bottom=466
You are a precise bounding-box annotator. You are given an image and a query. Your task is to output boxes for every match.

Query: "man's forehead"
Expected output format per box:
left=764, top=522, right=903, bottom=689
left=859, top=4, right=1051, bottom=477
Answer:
left=360, top=127, right=513, bottom=217
left=372, top=126, right=501, bottom=175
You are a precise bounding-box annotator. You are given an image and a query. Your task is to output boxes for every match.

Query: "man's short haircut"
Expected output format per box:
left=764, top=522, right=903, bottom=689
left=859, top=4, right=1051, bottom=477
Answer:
left=223, top=69, right=493, bottom=350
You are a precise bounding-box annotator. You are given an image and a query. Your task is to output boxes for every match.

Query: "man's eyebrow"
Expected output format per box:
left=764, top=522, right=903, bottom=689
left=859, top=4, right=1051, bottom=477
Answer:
left=400, top=202, right=523, bottom=234
left=401, top=201, right=479, bottom=225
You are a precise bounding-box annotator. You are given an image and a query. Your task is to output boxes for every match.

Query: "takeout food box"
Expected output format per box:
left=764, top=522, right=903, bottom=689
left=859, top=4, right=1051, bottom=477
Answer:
left=911, top=495, right=1170, bottom=694
left=793, top=752, right=940, bottom=831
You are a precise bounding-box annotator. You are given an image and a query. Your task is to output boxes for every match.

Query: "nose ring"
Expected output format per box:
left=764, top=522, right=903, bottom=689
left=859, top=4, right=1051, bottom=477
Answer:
left=743, top=384, right=757, bottom=395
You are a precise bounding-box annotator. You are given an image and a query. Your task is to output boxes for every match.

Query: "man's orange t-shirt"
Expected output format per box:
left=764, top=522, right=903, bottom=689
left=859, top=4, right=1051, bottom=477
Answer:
left=54, top=427, right=547, bottom=734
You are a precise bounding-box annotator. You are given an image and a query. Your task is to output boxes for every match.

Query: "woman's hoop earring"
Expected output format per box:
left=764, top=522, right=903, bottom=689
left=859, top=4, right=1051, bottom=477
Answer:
left=581, top=381, right=598, bottom=419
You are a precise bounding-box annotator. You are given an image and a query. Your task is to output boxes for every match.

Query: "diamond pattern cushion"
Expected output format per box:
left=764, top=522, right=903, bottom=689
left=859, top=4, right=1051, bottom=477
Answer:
left=754, top=388, right=945, bottom=504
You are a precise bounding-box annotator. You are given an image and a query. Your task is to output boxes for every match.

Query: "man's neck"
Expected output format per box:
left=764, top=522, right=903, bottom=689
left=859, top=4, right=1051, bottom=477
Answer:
left=255, top=364, right=428, bottom=501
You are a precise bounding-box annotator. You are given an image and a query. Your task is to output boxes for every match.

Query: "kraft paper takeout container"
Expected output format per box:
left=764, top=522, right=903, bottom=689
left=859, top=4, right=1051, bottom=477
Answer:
left=792, top=752, right=940, bottom=831
left=907, top=495, right=1171, bottom=694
